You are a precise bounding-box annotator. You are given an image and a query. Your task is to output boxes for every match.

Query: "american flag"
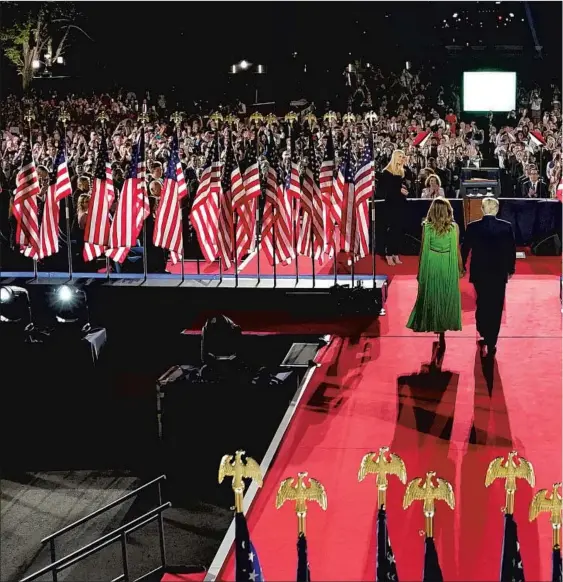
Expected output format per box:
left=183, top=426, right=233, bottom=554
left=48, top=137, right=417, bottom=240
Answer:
left=376, top=508, right=398, bottom=581
left=333, top=142, right=356, bottom=254
left=297, top=532, right=311, bottom=582
left=217, top=138, right=244, bottom=269
left=500, top=514, right=525, bottom=582
left=235, top=142, right=261, bottom=258
left=422, top=537, right=443, bottom=582
left=190, top=135, right=221, bottom=262
left=235, top=511, right=264, bottom=582
left=39, top=138, right=72, bottom=259
left=13, top=144, right=41, bottom=259
left=83, top=134, right=114, bottom=262
left=261, top=139, right=294, bottom=265
left=153, top=134, right=188, bottom=264
left=354, top=143, right=374, bottom=260
left=298, top=135, right=325, bottom=260
left=320, top=132, right=336, bottom=258
left=556, top=178, right=563, bottom=202
left=106, top=128, right=147, bottom=263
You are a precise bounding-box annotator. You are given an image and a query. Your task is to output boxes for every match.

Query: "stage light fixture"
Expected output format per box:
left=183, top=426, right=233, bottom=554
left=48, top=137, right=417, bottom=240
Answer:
left=56, top=56, right=64, bottom=64
left=32, top=60, right=41, bottom=70
left=452, top=12, right=458, bottom=17
left=509, top=12, right=514, bottom=17
left=239, top=60, right=250, bottom=70
left=50, top=285, right=90, bottom=327
left=0, top=285, right=33, bottom=325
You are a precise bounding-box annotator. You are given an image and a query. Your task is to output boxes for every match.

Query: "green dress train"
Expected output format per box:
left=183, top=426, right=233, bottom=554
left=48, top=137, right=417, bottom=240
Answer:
left=406, top=221, right=462, bottom=333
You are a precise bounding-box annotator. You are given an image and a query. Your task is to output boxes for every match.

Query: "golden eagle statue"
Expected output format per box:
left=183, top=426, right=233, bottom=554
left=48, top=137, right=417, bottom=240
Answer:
left=403, top=471, right=455, bottom=514
left=485, top=451, right=535, bottom=515
left=529, top=483, right=562, bottom=548
left=218, top=450, right=263, bottom=512
left=276, top=472, right=327, bottom=534
left=358, top=447, right=407, bottom=508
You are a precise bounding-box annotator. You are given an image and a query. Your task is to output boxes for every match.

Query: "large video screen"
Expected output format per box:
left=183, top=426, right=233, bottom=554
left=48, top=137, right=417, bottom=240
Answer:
left=463, top=71, right=517, bottom=112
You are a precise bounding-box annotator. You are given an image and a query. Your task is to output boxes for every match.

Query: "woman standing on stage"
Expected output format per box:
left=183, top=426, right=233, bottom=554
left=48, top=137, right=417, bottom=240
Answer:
left=406, top=197, right=463, bottom=351
left=378, top=149, right=409, bottom=266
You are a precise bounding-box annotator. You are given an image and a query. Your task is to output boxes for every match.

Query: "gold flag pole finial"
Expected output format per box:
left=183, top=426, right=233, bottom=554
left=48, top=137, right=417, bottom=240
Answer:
left=276, top=472, right=327, bottom=536
left=358, top=446, right=407, bottom=509
left=323, top=111, right=337, bottom=125
left=58, top=105, right=70, bottom=127
left=342, top=112, right=356, bottom=125
left=170, top=111, right=184, bottom=127
left=24, top=109, right=35, bottom=127
left=284, top=111, right=298, bottom=124
left=96, top=109, right=109, bottom=128
left=265, top=113, right=278, bottom=126
left=303, top=113, right=317, bottom=127
left=364, top=111, right=378, bottom=126
left=403, top=471, right=455, bottom=538
left=209, top=111, right=223, bottom=128
left=249, top=112, right=264, bottom=125
left=485, top=450, right=535, bottom=515
left=225, top=113, right=239, bottom=127
left=529, top=483, right=562, bottom=549
left=218, top=450, right=263, bottom=513
left=138, top=102, right=150, bottom=126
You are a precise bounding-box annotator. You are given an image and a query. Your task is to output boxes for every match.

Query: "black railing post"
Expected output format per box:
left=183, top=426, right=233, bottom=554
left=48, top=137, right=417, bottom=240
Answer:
left=49, top=539, right=58, bottom=582
left=157, top=511, right=167, bottom=569
left=120, top=531, right=130, bottom=582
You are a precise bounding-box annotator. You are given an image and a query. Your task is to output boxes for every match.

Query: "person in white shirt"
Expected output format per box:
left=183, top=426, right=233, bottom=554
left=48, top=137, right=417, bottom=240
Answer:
left=421, top=174, right=445, bottom=199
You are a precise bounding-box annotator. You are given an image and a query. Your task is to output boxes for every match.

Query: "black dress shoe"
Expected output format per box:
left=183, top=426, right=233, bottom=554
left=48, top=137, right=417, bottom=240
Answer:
left=486, top=344, right=497, bottom=357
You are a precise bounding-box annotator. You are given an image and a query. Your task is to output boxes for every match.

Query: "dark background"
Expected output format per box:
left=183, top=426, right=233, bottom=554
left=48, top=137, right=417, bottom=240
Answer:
left=1, top=1, right=561, bottom=107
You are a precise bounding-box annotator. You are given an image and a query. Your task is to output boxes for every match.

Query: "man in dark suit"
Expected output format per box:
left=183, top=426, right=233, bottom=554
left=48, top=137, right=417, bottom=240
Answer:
left=520, top=168, right=548, bottom=198
left=461, top=197, right=516, bottom=356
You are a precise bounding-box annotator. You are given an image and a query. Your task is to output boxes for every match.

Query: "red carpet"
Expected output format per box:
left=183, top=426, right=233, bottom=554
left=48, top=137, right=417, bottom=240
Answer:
left=217, top=274, right=562, bottom=581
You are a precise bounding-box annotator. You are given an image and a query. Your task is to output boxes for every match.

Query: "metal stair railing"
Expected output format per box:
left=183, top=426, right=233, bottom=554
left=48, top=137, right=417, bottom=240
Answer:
left=20, top=502, right=171, bottom=582
left=21, top=474, right=168, bottom=582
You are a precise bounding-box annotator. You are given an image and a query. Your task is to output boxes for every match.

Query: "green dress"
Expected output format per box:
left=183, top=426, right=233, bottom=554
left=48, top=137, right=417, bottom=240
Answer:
left=406, top=221, right=462, bottom=333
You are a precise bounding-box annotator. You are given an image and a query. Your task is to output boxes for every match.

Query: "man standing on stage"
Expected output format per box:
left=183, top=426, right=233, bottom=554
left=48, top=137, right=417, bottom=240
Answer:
left=461, top=197, right=516, bottom=357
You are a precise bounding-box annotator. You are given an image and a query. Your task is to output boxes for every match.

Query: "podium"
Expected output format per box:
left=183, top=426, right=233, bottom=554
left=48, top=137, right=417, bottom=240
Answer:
left=460, top=168, right=501, bottom=227
left=463, top=196, right=486, bottom=227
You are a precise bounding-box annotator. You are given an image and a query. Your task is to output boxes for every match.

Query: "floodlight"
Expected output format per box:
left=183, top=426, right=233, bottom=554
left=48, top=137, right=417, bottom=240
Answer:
left=56, top=56, right=64, bottom=64
left=0, top=286, right=33, bottom=325
left=32, top=60, right=41, bottom=70
left=239, top=60, right=250, bottom=70
left=51, top=285, right=90, bottom=326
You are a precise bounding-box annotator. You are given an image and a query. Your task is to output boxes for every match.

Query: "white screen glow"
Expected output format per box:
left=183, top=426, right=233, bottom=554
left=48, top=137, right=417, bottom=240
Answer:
left=463, top=71, right=516, bottom=112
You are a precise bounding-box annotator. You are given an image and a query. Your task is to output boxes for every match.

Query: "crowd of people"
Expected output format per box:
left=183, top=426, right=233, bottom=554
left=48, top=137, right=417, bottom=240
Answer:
left=0, top=64, right=561, bottom=273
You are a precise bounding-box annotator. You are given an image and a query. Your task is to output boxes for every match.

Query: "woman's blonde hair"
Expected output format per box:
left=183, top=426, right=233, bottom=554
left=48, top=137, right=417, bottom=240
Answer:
left=424, top=196, right=454, bottom=235
left=77, top=193, right=91, bottom=213
left=425, top=173, right=442, bottom=187
left=384, top=149, right=405, bottom=177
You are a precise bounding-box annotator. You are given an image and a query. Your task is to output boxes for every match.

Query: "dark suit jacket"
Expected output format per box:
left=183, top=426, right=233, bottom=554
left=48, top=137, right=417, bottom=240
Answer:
left=520, top=180, right=548, bottom=198
left=461, top=215, right=516, bottom=284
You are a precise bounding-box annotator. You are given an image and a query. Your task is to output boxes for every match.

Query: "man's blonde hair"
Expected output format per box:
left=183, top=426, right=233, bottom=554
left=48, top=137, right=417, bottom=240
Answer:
left=482, top=197, right=499, bottom=216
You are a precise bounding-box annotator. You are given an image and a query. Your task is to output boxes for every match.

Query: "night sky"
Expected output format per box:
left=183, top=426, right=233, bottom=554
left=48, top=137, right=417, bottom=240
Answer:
left=1, top=1, right=561, bottom=104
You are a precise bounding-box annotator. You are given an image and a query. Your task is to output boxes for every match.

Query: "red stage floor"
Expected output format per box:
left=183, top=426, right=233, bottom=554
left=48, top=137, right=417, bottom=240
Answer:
left=216, top=273, right=562, bottom=581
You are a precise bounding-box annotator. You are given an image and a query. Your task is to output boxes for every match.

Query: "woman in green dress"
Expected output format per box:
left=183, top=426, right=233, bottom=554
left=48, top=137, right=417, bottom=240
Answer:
left=406, top=196, right=464, bottom=349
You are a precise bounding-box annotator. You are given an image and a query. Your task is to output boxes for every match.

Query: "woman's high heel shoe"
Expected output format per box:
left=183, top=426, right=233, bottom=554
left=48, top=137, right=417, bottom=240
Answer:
left=386, top=256, right=395, bottom=266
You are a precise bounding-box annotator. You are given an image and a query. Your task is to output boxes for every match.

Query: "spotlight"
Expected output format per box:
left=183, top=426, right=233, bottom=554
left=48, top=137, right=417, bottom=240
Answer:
left=239, top=60, right=250, bottom=70
left=50, top=285, right=90, bottom=327
left=509, top=12, right=514, bottom=17
left=0, top=285, right=33, bottom=325
left=56, top=56, right=64, bottom=64
left=452, top=12, right=458, bottom=17
left=32, top=60, right=41, bottom=70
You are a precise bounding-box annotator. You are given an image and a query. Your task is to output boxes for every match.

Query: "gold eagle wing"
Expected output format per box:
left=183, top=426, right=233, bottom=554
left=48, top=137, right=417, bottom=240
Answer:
left=529, top=489, right=554, bottom=522
left=402, top=478, right=426, bottom=509
left=513, top=456, right=535, bottom=487
left=306, top=478, right=328, bottom=510
left=434, top=478, right=455, bottom=509
left=276, top=477, right=297, bottom=509
left=242, top=456, right=263, bottom=487
left=358, top=452, right=406, bottom=483
left=218, top=455, right=234, bottom=484
left=485, top=456, right=506, bottom=487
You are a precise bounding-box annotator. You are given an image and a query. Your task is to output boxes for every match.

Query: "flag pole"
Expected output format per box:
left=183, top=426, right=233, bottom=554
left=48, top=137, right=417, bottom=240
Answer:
left=365, top=112, right=378, bottom=292
left=308, top=133, right=316, bottom=289
left=217, top=129, right=223, bottom=285
left=58, top=106, right=73, bottom=283
left=285, top=114, right=299, bottom=284
left=255, top=129, right=262, bottom=286
left=350, top=132, right=356, bottom=289
left=139, top=105, right=150, bottom=285
left=171, top=112, right=185, bottom=285
left=230, top=128, right=239, bottom=288
left=97, top=112, right=111, bottom=282
left=24, top=110, right=39, bottom=281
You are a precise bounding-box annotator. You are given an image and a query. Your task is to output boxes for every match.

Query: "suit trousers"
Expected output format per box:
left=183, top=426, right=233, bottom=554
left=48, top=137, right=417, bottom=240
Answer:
left=473, top=278, right=507, bottom=347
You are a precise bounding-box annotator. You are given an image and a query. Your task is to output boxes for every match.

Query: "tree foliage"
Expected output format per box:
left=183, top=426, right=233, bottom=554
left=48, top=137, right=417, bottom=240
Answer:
left=0, top=2, right=91, bottom=92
